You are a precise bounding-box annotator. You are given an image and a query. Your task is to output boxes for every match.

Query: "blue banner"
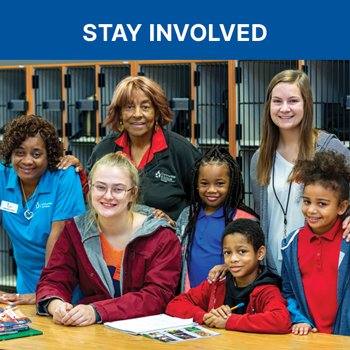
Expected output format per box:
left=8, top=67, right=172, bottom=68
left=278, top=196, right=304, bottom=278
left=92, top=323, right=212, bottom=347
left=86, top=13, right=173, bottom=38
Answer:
left=0, top=0, right=349, bottom=59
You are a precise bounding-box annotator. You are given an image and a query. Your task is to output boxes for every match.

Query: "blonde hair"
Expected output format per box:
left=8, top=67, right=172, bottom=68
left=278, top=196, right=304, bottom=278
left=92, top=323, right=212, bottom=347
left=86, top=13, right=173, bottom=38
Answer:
left=104, top=76, right=174, bottom=132
left=87, top=152, right=139, bottom=227
left=257, top=69, right=318, bottom=185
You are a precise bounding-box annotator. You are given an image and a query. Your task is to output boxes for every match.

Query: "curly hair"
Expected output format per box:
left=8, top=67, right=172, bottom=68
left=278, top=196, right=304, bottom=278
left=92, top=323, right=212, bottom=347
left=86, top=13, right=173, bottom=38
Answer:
left=0, top=114, right=63, bottom=171
left=294, top=150, right=350, bottom=203
left=104, top=76, right=174, bottom=132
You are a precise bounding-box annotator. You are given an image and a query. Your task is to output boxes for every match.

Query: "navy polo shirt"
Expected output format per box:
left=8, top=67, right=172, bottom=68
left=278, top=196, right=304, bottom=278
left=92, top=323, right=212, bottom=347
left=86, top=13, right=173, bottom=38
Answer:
left=188, top=207, right=230, bottom=288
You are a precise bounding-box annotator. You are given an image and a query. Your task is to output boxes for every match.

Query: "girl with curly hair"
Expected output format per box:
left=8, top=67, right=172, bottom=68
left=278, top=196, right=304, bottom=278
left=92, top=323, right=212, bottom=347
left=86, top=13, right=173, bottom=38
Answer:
left=281, top=151, right=350, bottom=335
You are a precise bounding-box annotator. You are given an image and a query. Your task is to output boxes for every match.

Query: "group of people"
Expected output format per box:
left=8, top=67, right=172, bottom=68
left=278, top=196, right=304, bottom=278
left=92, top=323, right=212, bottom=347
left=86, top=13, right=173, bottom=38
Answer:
left=0, top=70, right=349, bottom=336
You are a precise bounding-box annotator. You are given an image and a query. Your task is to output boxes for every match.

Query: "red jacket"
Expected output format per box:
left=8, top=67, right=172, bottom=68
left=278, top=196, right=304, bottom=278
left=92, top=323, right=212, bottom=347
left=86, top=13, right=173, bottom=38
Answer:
left=36, top=215, right=182, bottom=322
left=166, top=277, right=291, bottom=334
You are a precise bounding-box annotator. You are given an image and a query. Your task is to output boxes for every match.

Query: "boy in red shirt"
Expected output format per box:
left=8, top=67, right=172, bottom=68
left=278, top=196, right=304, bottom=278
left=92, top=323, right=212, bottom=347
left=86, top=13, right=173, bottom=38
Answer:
left=166, top=219, right=291, bottom=333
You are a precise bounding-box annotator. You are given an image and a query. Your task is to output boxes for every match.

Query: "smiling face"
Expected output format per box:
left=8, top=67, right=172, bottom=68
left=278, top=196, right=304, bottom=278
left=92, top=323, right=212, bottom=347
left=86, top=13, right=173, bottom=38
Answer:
left=223, top=233, right=265, bottom=287
left=91, top=164, right=136, bottom=219
left=270, top=82, right=304, bottom=132
left=302, top=183, right=348, bottom=235
left=11, top=135, right=48, bottom=186
left=121, top=90, right=156, bottom=142
left=197, top=163, right=230, bottom=215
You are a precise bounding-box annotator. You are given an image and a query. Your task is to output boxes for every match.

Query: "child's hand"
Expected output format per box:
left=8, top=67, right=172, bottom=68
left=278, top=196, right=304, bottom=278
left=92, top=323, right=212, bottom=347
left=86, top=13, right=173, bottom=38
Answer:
left=207, top=264, right=228, bottom=284
left=342, top=215, right=350, bottom=242
left=152, top=209, right=175, bottom=227
left=292, top=323, right=318, bottom=335
left=203, top=311, right=227, bottom=329
left=210, top=305, right=232, bottom=319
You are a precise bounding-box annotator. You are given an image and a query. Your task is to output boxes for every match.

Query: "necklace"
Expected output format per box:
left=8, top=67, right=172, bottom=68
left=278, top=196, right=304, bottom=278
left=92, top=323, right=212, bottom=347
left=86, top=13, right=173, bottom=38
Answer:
left=271, top=155, right=292, bottom=237
left=20, top=180, right=34, bottom=221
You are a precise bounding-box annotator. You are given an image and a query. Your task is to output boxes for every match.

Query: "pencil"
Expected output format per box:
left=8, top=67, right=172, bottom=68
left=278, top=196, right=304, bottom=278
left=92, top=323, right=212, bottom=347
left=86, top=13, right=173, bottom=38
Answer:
left=230, top=302, right=245, bottom=311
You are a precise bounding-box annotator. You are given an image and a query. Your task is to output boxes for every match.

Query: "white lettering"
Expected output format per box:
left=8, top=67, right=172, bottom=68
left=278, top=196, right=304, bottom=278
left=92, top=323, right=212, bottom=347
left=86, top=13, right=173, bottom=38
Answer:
left=99, top=24, right=113, bottom=41
left=150, top=24, right=155, bottom=41
left=83, top=24, right=97, bottom=42
left=83, top=23, right=268, bottom=43
left=208, top=24, right=220, bottom=42
left=127, top=24, right=142, bottom=41
left=111, top=24, right=127, bottom=41
left=252, top=24, right=267, bottom=41
left=190, top=24, right=206, bottom=42
left=173, top=24, right=189, bottom=41
left=157, top=24, right=172, bottom=41
left=237, top=24, right=250, bottom=41
left=219, top=24, right=235, bottom=41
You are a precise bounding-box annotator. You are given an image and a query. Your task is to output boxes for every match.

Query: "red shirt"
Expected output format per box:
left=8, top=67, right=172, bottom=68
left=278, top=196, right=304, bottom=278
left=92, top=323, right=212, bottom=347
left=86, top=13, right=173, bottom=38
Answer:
left=115, top=129, right=168, bottom=170
left=166, top=277, right=291, bottom=334
left=298, top=218, right=342, bottom=333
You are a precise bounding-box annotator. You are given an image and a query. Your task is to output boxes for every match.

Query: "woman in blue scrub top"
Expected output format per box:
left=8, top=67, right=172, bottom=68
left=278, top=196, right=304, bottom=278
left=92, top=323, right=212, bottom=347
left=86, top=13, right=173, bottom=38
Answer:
left=0, top=114, right=85, bottom=304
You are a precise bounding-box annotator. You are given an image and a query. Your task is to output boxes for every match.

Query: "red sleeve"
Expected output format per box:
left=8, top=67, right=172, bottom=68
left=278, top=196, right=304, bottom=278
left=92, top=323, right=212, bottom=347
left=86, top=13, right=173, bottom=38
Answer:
left=36, top=226, right=80, bottom=304
left=225, top=285, right=291, bottom=334
left=166, top=280, right=213, bottom=324
left=79, top=169, right=89, bottom=204
left=93, top=229, right=182, bottom=322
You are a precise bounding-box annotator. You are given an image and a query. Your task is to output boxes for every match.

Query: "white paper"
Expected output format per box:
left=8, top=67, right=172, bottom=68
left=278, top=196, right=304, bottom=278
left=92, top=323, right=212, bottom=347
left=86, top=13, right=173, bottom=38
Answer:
left=104, top=314, right=195, bottom=334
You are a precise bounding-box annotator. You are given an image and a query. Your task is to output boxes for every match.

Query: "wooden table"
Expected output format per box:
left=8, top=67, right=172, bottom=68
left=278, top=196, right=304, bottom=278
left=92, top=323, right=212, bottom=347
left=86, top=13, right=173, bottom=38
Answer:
left=1, top=305, right=350, bottom=350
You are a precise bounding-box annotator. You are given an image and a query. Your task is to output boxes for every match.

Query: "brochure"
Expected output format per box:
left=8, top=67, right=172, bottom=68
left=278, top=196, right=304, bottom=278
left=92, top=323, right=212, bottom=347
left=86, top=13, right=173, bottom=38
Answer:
left=104, top=314, right=220, bottom=342
left=104, top=314, right=195, bottom=335
left=0, top=305, right=42, bottom=341
left=0, top=305, right=31, bottom=324
left=0, top=305, right=31, bottom=335
left=143, top=325, right=220, bottom=343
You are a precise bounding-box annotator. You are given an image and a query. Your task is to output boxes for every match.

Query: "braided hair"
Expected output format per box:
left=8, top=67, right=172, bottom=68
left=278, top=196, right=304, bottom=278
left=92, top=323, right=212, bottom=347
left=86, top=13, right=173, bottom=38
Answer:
left=183, top=145, right=258, bottom=263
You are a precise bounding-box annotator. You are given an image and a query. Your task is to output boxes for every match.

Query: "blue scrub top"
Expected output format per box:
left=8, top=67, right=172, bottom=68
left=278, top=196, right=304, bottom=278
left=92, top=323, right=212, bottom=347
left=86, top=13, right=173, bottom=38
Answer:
left=188, top=207, right=232, bottom=288
left=0, top=164, right=86, bottom=293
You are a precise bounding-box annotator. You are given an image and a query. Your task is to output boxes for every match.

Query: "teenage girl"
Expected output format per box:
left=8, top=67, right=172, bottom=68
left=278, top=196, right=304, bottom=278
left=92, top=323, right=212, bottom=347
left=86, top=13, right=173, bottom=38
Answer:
left=176, top=146, right=258, bottom=291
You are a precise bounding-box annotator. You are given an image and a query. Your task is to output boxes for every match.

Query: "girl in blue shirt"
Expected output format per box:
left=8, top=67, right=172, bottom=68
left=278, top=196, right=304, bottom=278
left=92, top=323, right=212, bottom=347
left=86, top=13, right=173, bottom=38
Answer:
left=176, top=146, right=258, bottom=291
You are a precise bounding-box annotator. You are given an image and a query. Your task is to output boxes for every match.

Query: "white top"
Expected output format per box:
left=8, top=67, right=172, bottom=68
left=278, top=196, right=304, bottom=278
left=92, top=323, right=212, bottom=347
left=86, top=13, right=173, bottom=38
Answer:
left=267, top=152, right=304, bottom=273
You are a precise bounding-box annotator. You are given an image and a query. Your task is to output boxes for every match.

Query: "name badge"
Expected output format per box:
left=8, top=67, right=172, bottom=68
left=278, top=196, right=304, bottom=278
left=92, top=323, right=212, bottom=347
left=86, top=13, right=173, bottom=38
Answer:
left=0, top=200, right=19, bottom=214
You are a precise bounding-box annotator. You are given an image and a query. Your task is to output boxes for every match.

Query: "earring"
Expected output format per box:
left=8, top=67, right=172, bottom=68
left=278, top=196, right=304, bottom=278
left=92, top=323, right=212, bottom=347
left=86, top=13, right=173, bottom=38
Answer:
left=119, top=120, right=124, bottom=132
left=154, top=120, right=159, bottom=132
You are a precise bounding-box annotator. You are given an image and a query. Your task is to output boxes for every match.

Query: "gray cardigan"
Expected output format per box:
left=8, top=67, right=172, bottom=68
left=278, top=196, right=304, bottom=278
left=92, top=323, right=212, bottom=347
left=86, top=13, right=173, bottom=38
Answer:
left=250, top=130, right=350, bottom=272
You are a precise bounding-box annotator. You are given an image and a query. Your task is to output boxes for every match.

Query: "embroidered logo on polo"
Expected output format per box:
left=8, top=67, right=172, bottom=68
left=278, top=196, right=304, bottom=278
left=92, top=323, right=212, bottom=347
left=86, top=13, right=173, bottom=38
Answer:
left=155, top=170, right=176, bottom=183
left=36, top=201, right=53, bottom=209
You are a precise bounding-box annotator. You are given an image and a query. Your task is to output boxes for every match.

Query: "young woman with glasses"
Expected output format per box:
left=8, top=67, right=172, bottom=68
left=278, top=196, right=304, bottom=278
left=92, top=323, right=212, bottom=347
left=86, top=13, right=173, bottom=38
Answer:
left=36, top=152, right=182, bottom=326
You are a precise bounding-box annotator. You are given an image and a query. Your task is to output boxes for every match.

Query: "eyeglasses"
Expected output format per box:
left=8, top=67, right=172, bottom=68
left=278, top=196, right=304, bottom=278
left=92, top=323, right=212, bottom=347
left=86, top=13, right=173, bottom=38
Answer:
left=91, top=183, right=134, bottom=199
